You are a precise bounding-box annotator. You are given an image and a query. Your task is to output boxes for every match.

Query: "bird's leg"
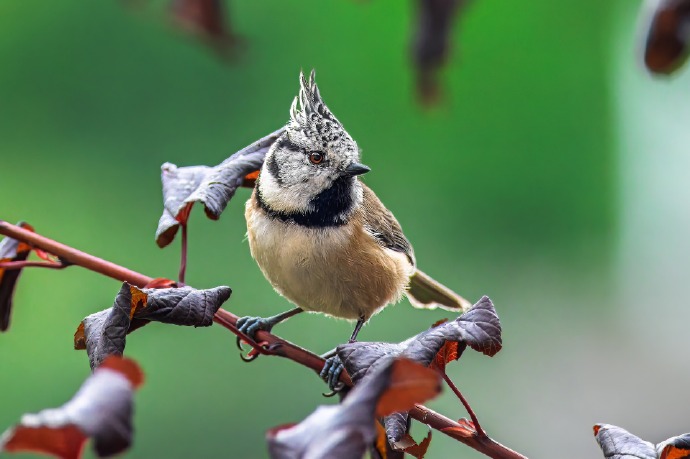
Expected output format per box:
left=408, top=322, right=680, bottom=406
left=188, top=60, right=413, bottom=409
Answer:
left=321, top=314, right=366, bottom=393
left=348, top=315, right=366, bottom=343
left=236, top=307, right=303, bottom=346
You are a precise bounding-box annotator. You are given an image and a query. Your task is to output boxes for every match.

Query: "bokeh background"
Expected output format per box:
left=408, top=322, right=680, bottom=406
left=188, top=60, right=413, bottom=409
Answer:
left=1, top=0, right=688, bottom=457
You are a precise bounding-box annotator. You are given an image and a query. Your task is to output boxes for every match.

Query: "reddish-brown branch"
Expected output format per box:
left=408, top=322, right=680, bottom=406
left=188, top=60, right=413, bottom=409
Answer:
left=0, top=220, right=527, bottom=459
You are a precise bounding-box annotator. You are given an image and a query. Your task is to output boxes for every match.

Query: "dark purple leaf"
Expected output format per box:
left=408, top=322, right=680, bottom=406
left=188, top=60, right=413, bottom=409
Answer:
left=593, top=424, right=657, bottom=459
left=0, top=356, right=143, bottom=459
left=338, top=296, right=501, bottom=386
left=156, top=127, right=284, bottom=248
left=157, top=164, right=211, bottom=247
left=74, top=282, right=231, bottom=369
left=266, top=358, right=440, bottom=459
left=0, top=222, right=34, bottom=332
left=642, top=0, right=690, bottom=75
left=412, top=0, right=467, bottom=103
left=338, top=297, right=499, bottom=450
left=384, top=412, right=409, bottom=444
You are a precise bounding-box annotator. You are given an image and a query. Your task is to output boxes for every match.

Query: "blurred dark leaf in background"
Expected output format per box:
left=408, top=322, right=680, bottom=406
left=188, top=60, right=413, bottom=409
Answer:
left=593, top=423, right=690, bottom=459
left=412, top=0, right=467, bottom=103
left=0, top=222, right=35, bottom=332
left=0, top=356, right=144, bottom=459
left=170, top=0, right=236, bottom=55
left=642, top=0, right=690, bottom=74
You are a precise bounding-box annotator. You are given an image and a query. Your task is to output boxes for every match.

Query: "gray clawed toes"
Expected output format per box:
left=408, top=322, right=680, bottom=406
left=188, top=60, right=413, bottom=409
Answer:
left=320, top=356, right=345, bottom=392
left=237, top=316, right=271, bottom=341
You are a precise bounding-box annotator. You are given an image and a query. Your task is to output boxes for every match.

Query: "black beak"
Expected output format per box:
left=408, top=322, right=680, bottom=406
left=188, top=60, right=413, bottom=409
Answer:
left=344, top=162, right=371, bottom=177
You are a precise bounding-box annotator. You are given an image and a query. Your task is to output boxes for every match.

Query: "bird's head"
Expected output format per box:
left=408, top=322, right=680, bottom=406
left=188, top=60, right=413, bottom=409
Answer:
left=258, top=70, right=370, bottom=216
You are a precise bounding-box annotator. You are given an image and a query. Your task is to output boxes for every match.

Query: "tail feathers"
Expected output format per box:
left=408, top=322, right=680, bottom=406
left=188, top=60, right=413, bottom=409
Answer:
left=406, top=269, right=472, bottom=312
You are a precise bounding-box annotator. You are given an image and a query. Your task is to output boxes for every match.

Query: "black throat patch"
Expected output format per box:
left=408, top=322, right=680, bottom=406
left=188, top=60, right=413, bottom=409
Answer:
left=256, top=175, right=356, bottom=228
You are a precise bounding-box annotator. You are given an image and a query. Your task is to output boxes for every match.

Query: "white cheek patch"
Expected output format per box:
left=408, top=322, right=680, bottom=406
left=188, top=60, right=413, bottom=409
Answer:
left=261, top=158, right=344, bottom=214
left=259, top=168, right=313, bottom=213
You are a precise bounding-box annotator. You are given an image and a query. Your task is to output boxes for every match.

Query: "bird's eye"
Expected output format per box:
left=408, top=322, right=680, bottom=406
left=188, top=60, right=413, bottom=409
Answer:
left=309, top=152, right=324, bottom=164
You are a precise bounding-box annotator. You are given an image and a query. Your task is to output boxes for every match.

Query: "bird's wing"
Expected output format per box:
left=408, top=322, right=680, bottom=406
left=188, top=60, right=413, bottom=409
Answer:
left=360, top=183, right=471, bottom=312
left=360, top=183, right=416, bottom=267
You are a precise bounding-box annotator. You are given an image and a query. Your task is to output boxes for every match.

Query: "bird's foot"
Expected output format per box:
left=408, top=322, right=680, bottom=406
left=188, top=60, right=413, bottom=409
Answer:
left=320, top=355, right=346, bottom=395
left=235, top=316, right=276, bottom=359
left=237, top=315, right=275, bottom=341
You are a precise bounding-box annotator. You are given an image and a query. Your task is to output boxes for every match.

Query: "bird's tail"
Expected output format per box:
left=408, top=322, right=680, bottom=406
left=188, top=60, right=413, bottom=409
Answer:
left=406, top=269, right=472, bottom=312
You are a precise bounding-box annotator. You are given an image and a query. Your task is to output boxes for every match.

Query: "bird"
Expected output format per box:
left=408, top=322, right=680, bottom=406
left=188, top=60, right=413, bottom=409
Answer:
left=238, top=70, right=471, bottom=389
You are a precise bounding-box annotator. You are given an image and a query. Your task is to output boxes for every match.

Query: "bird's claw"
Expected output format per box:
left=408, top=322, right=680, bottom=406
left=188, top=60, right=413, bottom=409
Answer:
left=240, top=348, right=260, bottom=362
left=238, top=340, right=271, bottom=363
left=320, top=355, right=346, bottom=394
left=236, top=315, right=274, bottom=361
left=237, top=316, right=273, bottom=340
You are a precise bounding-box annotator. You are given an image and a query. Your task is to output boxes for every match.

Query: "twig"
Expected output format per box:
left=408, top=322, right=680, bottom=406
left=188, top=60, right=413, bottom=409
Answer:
left=442, top=371, right=486, bottom=438
left=0, top=219, right=528, bottom=459
left=179, top=223, right=188, bottom=284
left=0, top=260, right=69, bottom=271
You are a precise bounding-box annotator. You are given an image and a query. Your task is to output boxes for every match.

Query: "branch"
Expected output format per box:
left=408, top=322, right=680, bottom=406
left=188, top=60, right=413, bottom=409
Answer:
left=0, top=220, right=527, bottom=459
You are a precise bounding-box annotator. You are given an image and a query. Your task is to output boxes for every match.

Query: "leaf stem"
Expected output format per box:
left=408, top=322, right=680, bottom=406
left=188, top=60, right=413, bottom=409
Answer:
left=0, top=260, right=69, bottom=270
left=179, top=223, right=188, bottom=284
left=0, top=219, right=527, bottom=459
left=442, top=371, right=486, bottom=438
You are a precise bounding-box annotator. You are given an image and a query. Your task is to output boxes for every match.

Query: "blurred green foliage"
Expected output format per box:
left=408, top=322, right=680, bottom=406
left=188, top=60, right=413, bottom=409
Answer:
left=0, top=1, right=623, bottom=458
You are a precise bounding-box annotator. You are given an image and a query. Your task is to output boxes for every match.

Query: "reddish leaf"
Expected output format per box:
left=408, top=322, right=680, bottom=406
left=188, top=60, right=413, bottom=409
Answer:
left=390, top=430, right=432, bottom=459
left=430, top=318, right=448, bottom=328
left=266, top=358, right=440, bottom=459
left=1, top=425, right=85, bottom=459
left=374, top=422, right=391, bottom=459
left=33, top=248, right=53, bottom=262
left=642, top=0, right=690, bottom=74
left=376, top=358, right=441, bottom=417
left=98, top=355, right=145, bottom=388
left=430, top=340, right=461, bottom=372
left=658, top=434, right=690, bottom=459
left=75, top=282, right=231, bottom=369
left=441, top=426, right=473, bottom=440
left=143, top=277, right=178, bottom=289
left=659, top=445, right=690, bottom=459
left=0, top=356, right=143, bottom=459
left=242, top=170, right=260, bottom=187
left=0, top=222, right=34, bottom=332
left=156, top=128, right=284, bottom=248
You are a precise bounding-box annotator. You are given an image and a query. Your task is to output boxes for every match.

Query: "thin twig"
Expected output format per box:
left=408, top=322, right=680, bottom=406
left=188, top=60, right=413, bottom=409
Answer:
left=0, top=260, right=69, bottom=271
left=0, top=220, right=528, bottom=459
left=443, top=371, right=486, bottom=438
left=179, top=223, right=188, bottom=284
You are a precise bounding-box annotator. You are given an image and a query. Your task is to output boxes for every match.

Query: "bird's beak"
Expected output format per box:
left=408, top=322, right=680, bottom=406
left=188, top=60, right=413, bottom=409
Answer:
left=343, top=162, right=371, bottom=177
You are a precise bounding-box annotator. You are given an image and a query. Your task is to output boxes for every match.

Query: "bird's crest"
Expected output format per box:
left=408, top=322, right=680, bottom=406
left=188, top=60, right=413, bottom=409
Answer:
left=289, top=69, right=339, bottom=127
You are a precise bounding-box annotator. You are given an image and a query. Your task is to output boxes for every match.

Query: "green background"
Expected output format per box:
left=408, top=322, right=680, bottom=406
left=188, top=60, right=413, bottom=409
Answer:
left=1, top=1, right=684, bottom=458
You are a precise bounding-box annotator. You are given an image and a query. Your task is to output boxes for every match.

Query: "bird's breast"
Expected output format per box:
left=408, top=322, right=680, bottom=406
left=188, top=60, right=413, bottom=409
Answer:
left=245, top=195, right=412, bottom=320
